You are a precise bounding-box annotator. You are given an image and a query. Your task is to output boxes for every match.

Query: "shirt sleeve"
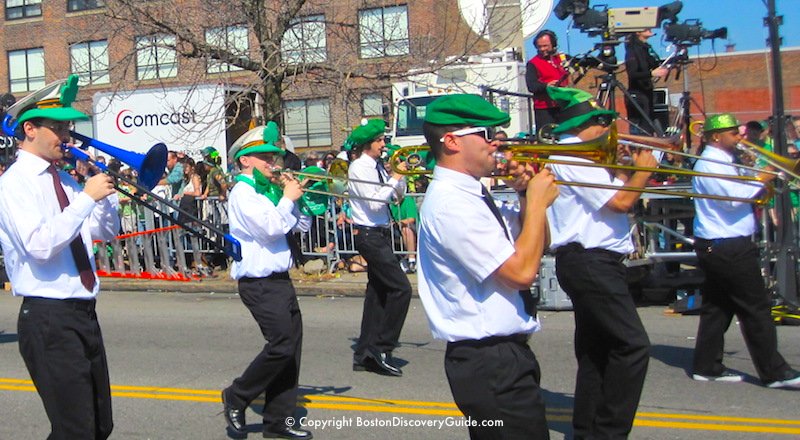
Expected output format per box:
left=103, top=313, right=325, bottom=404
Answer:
left=693, top=159, right=764, bottom=210
left=552, top=159, right=621, bottom=211
left=0, top=174, right=96, bottom=262
left=231, top=186, right=299, bottom=245
left=348, top=159, right=407, bottom=211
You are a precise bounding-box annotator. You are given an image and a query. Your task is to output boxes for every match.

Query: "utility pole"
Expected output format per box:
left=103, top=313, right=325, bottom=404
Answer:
left=765, top=0, right=798, bottom=305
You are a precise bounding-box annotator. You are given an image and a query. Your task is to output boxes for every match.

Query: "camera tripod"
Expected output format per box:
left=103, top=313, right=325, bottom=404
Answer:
left=595, top=69, right=665, bottom=137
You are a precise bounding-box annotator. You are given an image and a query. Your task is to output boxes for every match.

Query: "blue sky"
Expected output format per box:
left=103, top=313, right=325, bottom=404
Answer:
left=523, top=0, right=799, bottom=60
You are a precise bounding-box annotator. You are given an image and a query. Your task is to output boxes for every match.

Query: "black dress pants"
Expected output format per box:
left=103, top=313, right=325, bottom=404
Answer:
left=693, top=237, right=791, bottom=383
left=445, top=335, right=549, bottom=440
left=555, top=247, right=650, bottom=440
left=225, top=275, right=303, bottom=431
left=18, top=297, right=113, bottom=440
left=353, top=226, right=412, bottom=358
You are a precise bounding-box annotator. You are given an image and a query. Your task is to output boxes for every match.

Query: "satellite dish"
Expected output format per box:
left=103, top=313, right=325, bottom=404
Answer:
left=458, top=0, right=554, bottom=41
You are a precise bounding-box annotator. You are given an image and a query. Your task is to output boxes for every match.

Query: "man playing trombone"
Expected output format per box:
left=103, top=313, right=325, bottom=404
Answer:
left=221, top=126, right=313, bottom=439
left=0, top=75, right=119, bottom=439
left=690, top=114, right=800, bottom=389
left=545, top=87, right=656, bottom=439
left=347, top=119, right=412, bottom=377
left=417, top=94, right=558, bottom=439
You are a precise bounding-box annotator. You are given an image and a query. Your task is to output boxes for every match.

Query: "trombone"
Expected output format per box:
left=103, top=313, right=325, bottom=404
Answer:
left=274, top=158, right=404, bottom=206
left=389, top=125, right=775, bottom=205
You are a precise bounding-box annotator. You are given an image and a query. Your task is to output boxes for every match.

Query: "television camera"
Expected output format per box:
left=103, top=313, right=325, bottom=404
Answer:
left=554, top=0, right=683, bottom=37
left=664, top=19, right=728, bottom=45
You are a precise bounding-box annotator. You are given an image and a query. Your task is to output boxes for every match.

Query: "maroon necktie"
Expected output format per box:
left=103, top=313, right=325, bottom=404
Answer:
left=47, top=165, right=96, bottom=291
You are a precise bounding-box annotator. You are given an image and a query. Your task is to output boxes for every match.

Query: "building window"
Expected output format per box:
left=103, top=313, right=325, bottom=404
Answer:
left=281, top=15, right=327, bottom=65
left=361, top=93, right=388, bottom=118
left=8, top=48, right=44, bottom=93
left=67, top=0, right=104, bottom=12
left=70, top=40, right=110, bottom=85
left=284, top=98, right=331, bottom=148
left=136, top=34, right=178, bottom=80
left=206, top=25, right=249, bottom=74
left=358, top=5, right=409, bottom=59
left=5, top=0, right=41, bottom=20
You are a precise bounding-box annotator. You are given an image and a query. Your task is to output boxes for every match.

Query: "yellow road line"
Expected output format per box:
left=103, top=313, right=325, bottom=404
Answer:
left=2, top=378, right=799, bottom=435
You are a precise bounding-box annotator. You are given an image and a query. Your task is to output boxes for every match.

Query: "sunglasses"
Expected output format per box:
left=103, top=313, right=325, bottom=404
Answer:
left=38, top=120, right=73, bottom=134
left=440, top=126, right=496, bottom=143
left=594, top=115, right=613, bottom=128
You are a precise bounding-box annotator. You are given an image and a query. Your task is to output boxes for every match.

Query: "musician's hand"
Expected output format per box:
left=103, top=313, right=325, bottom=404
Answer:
left=391, top=161, right=407, bottom=180
left=281, top=174, right=303, bottom=201
left=505, top=156, right=534, bottom=192
left=652, top=67, right=669, bottom=78
left=83, top=174, right=116, bottom=201
left=632, top=148, right=658, bottom=169
left=526, top=168, right=559, bottom=208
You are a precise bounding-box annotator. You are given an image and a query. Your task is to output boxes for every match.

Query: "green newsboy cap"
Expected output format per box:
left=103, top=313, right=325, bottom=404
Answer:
left=424, top=94, right=510, bottom=127
left=547, top=87, right=617, bottom=134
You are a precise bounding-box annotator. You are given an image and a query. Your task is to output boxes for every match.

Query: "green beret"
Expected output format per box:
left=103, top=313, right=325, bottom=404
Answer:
left=9, top=75, right=89, bottom=125
left=345, top=119, right=386, bottom=150
left=547, top=87, right=617, bottom=134
left=704, top=114, right=740, bottom=132
left=424, top=94, right=510, bottom=127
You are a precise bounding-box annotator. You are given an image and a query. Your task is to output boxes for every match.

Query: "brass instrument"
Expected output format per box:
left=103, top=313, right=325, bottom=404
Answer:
left=389, top=125, right=774, bottom=205
left=277, top=158, right=402, bottom=205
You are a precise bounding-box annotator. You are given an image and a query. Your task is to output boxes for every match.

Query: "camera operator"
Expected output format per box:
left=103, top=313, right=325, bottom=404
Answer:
left=526, top=29, right=571, bottom=131
left=624, top=28, right=669, bottom=135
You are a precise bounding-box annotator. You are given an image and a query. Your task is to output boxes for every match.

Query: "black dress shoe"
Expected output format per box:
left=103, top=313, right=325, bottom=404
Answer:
left=360, top=348, right=403, bottom=377
left=222, top=390, right=246, bottom=434
left=263, top=426, right=313, bottom=439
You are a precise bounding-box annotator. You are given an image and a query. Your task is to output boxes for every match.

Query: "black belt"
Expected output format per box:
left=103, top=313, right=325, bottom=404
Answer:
left=694, top=236, right=750, bottom=246
left=354, top=225, right=390, bottom=232
left=555, top=242, right=626, bottom=263
left=22, top=296, right=96, bottom=312
left=448, top=333, right=530, bottom=348
left=241, top=272, right=290, bottom=281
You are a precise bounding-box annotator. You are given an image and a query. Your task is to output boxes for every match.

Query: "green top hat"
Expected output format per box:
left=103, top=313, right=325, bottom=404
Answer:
left=424, top=94, right=510, bottom=127
left=8, top=75, right=89, bottom=126
left=703, top=114, right=740, bottom=133
left=229, top=125, right=284, bottom=160
left=547, top=87, right=617, bottom=134
left=345, top=118, right=386, bottom=151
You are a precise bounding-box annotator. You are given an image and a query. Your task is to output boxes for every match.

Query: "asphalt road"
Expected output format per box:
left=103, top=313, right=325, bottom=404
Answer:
left=1, top=290, right=799, bottom=439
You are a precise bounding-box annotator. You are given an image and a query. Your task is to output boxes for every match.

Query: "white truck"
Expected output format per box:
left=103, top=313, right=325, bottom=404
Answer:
left=390, top=48, right=534, bottom=147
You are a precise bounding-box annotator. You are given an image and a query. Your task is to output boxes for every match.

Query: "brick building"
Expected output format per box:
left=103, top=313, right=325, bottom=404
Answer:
left=0, top=0, right=489, bottom=156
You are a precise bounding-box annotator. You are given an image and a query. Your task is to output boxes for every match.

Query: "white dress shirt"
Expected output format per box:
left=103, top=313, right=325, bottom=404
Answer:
left=228, top=176, right=311, bottom=279
left=417, top=166, right=539, bottom=342
left=547, top=136, right=635, bottom=254
left=0, top=150, right=120, bottom=299
left=693, top=145, right=764, bottom=239
left=347, top=154, right=406, bottom=226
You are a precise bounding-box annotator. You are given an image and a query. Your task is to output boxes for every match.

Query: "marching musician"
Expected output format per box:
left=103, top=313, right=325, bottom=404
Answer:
left=0, top=75, right=120, bottom=439
left=526, top=29, right=571, bottom=131
left=690, top=114, right=800, bottom=389
left=347, top=119, right=412, bottom=377
left=418, top=94, right=559, bottom=439
left=545, top=87, right=656, bottom=439
left=220, top=125, right=313, bottom=439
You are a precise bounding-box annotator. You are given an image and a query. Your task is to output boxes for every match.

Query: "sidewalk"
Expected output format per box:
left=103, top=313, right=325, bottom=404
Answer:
left=99, top=268, right=419, bottom=297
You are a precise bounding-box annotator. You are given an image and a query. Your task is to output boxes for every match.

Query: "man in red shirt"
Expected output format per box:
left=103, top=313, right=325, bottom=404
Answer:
left=525, top=29, right=570, bottom=135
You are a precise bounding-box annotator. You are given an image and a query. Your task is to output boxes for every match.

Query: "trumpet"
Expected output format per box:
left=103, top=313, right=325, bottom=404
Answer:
left=389, top=125, right=775, bottom=205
